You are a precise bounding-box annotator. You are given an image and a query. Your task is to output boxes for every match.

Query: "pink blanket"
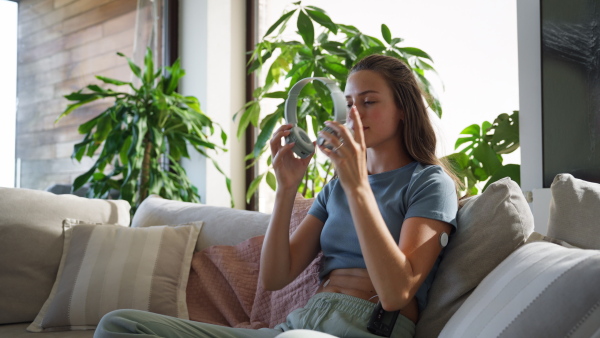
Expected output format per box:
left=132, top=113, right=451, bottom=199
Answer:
left=186, top=195, right=320, bottom=329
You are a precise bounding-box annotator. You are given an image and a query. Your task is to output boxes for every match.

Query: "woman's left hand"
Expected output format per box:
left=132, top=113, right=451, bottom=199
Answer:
left=318, top=105, right=368, bottom=191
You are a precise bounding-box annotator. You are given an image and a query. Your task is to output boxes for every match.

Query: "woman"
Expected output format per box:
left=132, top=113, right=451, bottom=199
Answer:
left=95, top=54, right=459, bottom=338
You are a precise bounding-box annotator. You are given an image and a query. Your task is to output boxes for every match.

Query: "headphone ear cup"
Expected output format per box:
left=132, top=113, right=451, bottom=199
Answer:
left=317, top=126, right=337, bottom=150
left=286, top=127, right=315, bottom=159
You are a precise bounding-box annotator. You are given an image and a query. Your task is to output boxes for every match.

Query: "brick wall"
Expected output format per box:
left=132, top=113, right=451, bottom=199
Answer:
left=16, top=0, right=138, bottom=190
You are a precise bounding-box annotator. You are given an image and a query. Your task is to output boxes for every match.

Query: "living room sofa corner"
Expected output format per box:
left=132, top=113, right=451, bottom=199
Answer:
left=1, top=173, right=599, bottom=338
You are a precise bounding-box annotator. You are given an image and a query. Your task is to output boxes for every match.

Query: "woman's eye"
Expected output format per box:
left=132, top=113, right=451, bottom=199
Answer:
left=346, top=103, right=353, bottom=108
left=364, top=101, right=375, bottom=105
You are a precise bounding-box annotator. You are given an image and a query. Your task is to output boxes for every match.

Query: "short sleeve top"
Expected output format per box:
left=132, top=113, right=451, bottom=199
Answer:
left=307, top=161, right=458, bottom=311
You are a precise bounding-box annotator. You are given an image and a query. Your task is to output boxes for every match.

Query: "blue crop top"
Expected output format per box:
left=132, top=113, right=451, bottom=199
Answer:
left=307, top=161, right=458, bottom=311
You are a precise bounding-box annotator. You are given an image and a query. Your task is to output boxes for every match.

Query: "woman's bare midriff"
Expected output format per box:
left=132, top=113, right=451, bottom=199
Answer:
left=315, top=268, right=419, bottom=324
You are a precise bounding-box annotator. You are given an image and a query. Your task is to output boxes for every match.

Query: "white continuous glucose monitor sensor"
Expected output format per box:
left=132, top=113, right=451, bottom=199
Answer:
left=440, top=232, right=449, bottom=248
left=284, top=77, right=347, bottom=158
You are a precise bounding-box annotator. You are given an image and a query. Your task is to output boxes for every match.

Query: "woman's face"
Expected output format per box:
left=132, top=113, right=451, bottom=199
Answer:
left=344, top=70, right=404, bottom=150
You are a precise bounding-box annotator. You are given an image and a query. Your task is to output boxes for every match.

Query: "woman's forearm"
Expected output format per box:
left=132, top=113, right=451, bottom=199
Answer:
left=259, top=187, right=298, bottom=290
left=345, top=184, right=416, bottom=311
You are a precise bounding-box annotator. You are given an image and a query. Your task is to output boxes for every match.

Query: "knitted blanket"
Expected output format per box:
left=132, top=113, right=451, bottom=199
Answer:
left=186, top=195, right=320, bottom=328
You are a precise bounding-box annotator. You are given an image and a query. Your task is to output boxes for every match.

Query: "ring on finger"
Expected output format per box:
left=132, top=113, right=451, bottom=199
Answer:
left=333, top=142, right=344, bottom=152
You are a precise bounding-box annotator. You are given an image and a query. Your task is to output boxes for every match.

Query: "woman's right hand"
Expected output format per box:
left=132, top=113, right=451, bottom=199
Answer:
left=270, top=124, right=314, bottom=190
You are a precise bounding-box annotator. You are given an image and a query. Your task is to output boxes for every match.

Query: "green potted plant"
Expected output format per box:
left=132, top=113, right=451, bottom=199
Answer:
left=445, top=110, right=520, bottom=196
left=237, top=2, right=443, bottom=201
left=56, top=48, right=231, bottom=213
left=239, top=2, right=521, bottom=201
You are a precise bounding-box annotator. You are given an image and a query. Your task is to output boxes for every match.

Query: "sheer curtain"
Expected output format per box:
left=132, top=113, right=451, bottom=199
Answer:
left=132, top=0, right=165, bottom=86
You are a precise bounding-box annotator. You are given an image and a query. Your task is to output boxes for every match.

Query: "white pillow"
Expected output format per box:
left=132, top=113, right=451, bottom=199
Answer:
left=547, top=173, right=600, bottom=250
left=440, top=242, right=600, bottom=338
left=27, top=219, right=202, bottom=332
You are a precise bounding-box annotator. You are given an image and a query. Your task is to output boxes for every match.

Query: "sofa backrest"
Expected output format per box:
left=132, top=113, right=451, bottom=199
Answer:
left=132, top=195, right=271, bottom=251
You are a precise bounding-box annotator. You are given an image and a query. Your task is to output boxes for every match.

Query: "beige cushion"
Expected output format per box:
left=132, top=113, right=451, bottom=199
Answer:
left=547, top=173, right=600, bottom=250
left=27, top=219, right=201, bottom=332
left=440, top=242, right=600, bottom=338
left=0, top=187, right=130, bottom=325
left=415, top=178, right=534, bottom=338
left=132, top=195, right=271, bottom=251
left=0, top=323, right=94, bottom=338
left=525, top=231, right=579, bottom=248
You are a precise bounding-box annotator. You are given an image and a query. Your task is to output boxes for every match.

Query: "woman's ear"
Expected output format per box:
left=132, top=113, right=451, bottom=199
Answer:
left=399, top=108, right=406, bottom=122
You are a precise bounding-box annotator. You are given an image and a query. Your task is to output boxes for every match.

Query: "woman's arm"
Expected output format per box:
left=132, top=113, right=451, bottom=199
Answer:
left=260, top=191, right=323, bottom=290
left=345, top=186, right=451, bottom=310
left=319, top=107, right=453, bottom=311
left=260, top=124, right=323, bottom=291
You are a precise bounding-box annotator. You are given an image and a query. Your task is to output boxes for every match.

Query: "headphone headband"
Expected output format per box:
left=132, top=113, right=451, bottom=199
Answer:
left=284, top=77, right=347, bottom=125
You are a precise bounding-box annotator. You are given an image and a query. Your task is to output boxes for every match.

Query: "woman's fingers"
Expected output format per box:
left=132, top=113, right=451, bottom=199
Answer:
left=270, top=124, right=293, bottom=157
left=347, top=105, right=364, bottom=146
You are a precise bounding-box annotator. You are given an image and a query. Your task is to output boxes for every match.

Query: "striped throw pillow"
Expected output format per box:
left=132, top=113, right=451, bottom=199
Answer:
left=439, top=242, right=600, bottom=338
left=27, top=219, right=202, bottom=332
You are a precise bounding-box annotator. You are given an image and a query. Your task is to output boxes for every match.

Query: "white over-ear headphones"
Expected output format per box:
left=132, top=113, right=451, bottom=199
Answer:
left=284, top=77, right=347, bottom=158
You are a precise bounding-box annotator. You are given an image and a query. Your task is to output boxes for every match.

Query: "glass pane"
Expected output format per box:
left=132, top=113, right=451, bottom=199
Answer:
left=541, top=0, right=600, bottom=186
left=16, top=0, right=138, bottom=191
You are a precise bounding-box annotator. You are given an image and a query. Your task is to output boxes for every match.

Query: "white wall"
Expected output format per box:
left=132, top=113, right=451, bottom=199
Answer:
left=179, top=0, right=247, bottom=208
left=517, top=0, right=551, bottom=234
left=0, top=1, right=17, bottom=188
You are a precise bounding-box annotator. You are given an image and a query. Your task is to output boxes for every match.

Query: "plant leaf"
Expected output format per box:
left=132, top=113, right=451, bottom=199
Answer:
left=237, top=101, right=260, bottom=139
left=305, top=8, right=337, bottom=34
left=56, top=96, right=101, bottom=122
left=266, top=171, right=277, bottom=191
left=489, top=111, right=519, bottom=154
left=472, top=142, right=502, bottom=176
left=95, top=75, right=129, bottom=86
left=264, top=9, right=296, bottom=38
left=381, top=24, right=392, bottom=44
left=297, top=10, right=314, bottom=47
left=396, top=47, right=434, bottom=61
left=483, top=164, right=520, bottom=191
left=144, top=47, right=154, bottom=85
left=254, top=111, right=280, bottom=158
left=460, top=124, right=481, bottom=137
left=246, top=172, right=265, bottom=204
left=73, top=166, right=96, bottom=192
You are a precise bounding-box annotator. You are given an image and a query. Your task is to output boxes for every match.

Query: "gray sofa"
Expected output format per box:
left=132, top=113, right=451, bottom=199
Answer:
left=1, top=174, right=599, bottom=338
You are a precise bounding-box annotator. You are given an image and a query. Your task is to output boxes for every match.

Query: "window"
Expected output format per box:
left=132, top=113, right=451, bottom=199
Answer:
left=254, top=1, right=520, bottom=212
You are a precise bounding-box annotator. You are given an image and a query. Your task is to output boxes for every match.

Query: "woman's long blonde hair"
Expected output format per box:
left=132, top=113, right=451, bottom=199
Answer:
left=350, top=54, right=462, bottom=191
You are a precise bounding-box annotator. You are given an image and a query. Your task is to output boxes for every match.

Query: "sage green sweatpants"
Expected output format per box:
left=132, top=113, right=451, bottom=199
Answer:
left=94, top=292, right=415, bottom=338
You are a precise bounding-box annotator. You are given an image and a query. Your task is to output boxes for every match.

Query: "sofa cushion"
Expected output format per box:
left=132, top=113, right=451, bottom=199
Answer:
left=0, top=323, right=94, bottom=338
left=0, top=187, right=130, bottom=325
left=27, top=219, right=201, bottom=332
left=415, top=178, right=534, bottom=338
left=439, top=242, right=600, bottom=338
left=547, top=173, right=600, bottom=250
left=132, top=195, right=271, bottom=251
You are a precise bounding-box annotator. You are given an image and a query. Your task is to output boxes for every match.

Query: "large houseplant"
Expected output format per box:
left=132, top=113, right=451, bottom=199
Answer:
left=238, top=2, right=443, bottom=201
left=57, top=48, right=231, bottom=212
left=239, top=2, right=521, bottom=201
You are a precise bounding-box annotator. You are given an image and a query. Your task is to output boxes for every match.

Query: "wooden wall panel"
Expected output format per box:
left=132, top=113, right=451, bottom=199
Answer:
left=16, top=0, right=138, bottom=191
